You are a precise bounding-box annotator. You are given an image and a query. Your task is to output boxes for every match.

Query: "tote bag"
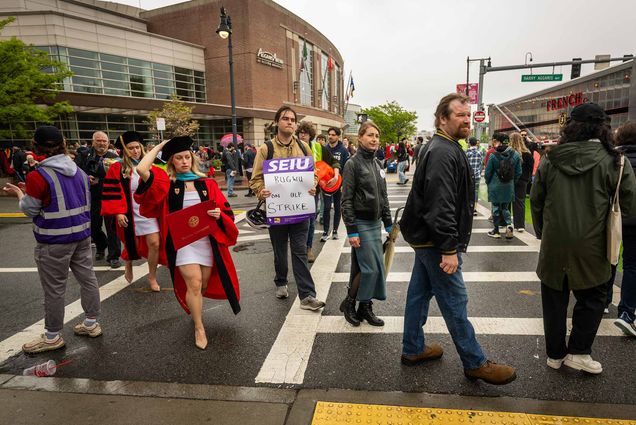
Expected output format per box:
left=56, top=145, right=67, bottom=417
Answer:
left=607, top=155, right=625, bottom=265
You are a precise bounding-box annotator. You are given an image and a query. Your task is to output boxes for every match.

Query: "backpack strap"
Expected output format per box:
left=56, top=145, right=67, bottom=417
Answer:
left=265, top=140, right=274, bottom=160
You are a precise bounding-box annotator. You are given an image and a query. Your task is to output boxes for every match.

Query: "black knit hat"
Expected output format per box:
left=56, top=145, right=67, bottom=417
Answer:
left=161, top=136, right=194, bottom=161
left=570, top=103, right=608, bottom=123
left=33, top=126, right=64, bottom=147
left=115, top=131, right=144, bottom=151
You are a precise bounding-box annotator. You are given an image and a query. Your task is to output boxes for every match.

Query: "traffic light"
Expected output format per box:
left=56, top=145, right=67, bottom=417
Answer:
left=571, top=58, right=582, bottom=79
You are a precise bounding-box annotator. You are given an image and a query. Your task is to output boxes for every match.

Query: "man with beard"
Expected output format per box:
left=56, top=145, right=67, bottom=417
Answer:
left=400, top=93, right=516, bottom=385
left=75, top=131, right=121, bottom=267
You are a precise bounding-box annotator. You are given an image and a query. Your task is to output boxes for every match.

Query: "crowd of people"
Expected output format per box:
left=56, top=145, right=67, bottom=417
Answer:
left=2, top=94, right=636, bottom=387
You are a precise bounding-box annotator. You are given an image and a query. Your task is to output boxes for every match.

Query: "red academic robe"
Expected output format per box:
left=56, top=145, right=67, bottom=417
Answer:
left=134, top=168, right=240, bottom=315
left=101, top=162, right=167, bottom=265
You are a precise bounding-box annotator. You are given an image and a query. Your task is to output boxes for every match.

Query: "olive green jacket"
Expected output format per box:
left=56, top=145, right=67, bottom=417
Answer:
left=530, top=140, right=636, bottom=291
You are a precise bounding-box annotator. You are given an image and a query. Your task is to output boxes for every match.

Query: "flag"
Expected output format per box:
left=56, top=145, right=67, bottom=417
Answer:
left=328, top=56, right=333, bottom=71
left=300, top=39, right=308, bottom=71
left=346, top=75, right=355, bottom=101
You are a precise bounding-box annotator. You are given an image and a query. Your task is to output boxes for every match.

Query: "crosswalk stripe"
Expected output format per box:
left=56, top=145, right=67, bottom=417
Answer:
left=0, top=266, right=121, bottom=273
left=316, top=316, right=625, bottom=337
left=331, top=271, right=540, bottom=282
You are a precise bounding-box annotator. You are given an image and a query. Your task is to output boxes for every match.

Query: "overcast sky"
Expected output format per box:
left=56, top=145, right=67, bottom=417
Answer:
left=115, top=0, right=636, bottom=130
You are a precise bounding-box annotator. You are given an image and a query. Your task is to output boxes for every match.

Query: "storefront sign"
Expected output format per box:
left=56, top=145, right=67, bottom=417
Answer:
left=546, top=92, right=588, bottom=111
left=263, top=156, right=315, bottom=225
left=256, top=48, right=284, bottom=69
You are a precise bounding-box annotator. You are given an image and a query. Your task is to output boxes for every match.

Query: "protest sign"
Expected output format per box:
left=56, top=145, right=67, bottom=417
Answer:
left=263, top=156, right=315, bottom=225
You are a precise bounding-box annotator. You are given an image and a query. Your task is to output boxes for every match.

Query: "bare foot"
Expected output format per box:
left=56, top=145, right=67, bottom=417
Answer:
left=124, top=262, right=133, bottom=283
left=148, top=278, right=161, bottom=292
left=194, top=328, right=208, bottom=350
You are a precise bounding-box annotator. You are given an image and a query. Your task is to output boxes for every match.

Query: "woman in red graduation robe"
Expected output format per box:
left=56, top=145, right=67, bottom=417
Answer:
left=101, top=131, right=166, bottom=290
left=135, top=136, right=240, bottom=350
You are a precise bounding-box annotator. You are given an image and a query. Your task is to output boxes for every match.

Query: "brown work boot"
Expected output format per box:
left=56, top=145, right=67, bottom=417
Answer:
left=464, top=360, right=517, bottom=385
left=307, top=247, right=315, bottom=263
left=401, top=343, right=444, bottom=366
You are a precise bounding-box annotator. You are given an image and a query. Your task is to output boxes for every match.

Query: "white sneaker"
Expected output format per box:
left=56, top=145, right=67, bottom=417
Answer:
left=516, top=228, right=525, bottom=232
left=604, top=308, right=609, bottom=314
left=275, top=285, right=289, bottom=299
left=563, top=354, right=602, bottom=374
left=546, top=357, right=565, bottom=370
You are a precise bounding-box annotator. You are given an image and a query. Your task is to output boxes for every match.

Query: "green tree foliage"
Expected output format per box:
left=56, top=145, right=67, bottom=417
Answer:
left=0, top=17, right=73, bottom=140
left=361, top=101, right=418, bottom=146
left=147, top=94, right=200, bottom=139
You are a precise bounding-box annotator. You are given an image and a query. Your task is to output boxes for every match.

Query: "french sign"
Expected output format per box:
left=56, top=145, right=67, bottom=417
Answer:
left=263, top=156, right=315, bottom=225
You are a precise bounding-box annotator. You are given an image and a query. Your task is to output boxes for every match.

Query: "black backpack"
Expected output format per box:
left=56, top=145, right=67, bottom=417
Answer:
left=495, top=152, right=514, bottom=182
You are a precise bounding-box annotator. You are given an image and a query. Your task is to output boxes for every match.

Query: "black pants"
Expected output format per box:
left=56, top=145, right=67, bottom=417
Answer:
left=91, top=200, right=121, bottom=261
left=246, top=171, right=253, bottom=195
left=322, top=188, right=342, bottom=234
left=268, top=220, right=316, bottom=300
left=541, top=278, right=606, bottom=359
left=513, top=179, right=528, bottom=229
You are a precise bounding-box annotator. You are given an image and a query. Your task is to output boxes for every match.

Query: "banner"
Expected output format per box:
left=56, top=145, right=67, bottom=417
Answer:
left=263, top=156, right=315, bottom=225
left=456, top=83, right=478, bottom=104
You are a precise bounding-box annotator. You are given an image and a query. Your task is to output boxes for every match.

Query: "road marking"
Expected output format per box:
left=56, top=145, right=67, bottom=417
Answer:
left=340, top=245, right=539, bottom=254
left=315, top=316, right=625, bottom=337
left=0, top=264, right=150, bottom=363
left=255, top=232, right=345, bottom=385
left=0, top=213, right=26, bottom=218
left=0, top=266, right=120, bottom=273
left=238, top=230, right=322, bottom=243
left=332, top=271, right=539, bottom=283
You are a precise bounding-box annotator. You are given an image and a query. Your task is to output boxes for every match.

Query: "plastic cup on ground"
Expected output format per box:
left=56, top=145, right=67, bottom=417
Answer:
left=23, top=360, right=57, bottom=377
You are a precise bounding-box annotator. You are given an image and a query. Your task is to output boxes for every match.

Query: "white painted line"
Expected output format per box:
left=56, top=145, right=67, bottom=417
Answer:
left=332, top=271, right=539, bottom=283
left=340, top=245, right=539, bottom=254
left=0, top=264, right=151, bottom=363
left=316, top=316, right=625, bottom=337
left=255, top=230, right=346, bottom=385
left=0, top=266, right=122, bottom=273
left=234, top=211, right=246, bottom=223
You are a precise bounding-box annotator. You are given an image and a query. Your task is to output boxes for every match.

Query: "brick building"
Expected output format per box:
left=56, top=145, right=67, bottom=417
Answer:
left=0, top=0, right=345, bottom=147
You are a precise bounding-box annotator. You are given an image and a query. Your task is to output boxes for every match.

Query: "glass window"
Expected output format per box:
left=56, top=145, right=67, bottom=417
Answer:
left=153, top=70, right=172, bottom=80
left=69, top=56, right=95, bottom=68
left=102, top=70, right=126, bottom=81
left=298, top=39, right=313, bottom=106
left=100, top=53, right=125, bottom=64
left=101, top=61, right=127, bottom=73
left=67, top=48, right=97, bottom=59
left=153, top=63, right=172, bottom=72
left=70, top=66, right=100, bottom=78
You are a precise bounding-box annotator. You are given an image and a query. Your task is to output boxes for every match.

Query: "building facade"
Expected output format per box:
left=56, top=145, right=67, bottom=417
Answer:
left=489, top=60, right=636, bottom=140
left=0, top=0, right=345, bottom=147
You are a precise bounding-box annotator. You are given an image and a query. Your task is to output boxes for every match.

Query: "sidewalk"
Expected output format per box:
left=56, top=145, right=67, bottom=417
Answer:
left=1, top=375, right=634, bottom=425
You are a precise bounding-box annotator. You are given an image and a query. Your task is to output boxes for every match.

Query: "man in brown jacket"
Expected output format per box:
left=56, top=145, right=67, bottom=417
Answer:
left=250, top=106, right=325, bottom=311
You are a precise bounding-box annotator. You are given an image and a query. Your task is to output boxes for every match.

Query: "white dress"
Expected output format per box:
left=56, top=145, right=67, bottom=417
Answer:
left=175, top=190, right=213, bottom=267
left=130, top=169, right=160, bottom=236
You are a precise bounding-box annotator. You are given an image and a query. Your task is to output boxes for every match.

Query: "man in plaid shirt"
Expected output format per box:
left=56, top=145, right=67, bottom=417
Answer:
left=466, top=137, right=484, bottom=215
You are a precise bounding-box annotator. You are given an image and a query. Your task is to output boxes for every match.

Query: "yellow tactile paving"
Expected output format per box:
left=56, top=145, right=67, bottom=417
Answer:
left=311, top=402, right=636, bottom=425
left=0, top=213, right=26, bottom=218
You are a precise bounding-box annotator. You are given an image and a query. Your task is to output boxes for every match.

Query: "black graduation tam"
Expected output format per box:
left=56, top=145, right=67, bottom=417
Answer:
left=33, top=126, right=64, bottom=147
left=570, top=103, right=608, bottom=123
left=161, top=136, right=194, bottom=161
left=115, top=131, right=144, bottom=151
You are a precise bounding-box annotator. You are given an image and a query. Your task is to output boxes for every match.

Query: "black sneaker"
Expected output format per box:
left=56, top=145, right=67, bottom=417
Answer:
left=614, top=313, right=636, bottom=337
left=109, top=259, right=121, bottom=269
left=320, top=233, right=329, bottom=242
left=95, top=251, right=105, bottom=261
left=487, top=230, right=501, bottom=239
left=332, top=231, right=339, bottom=240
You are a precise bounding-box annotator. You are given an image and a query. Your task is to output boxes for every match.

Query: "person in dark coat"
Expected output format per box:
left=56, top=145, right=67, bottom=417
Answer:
left=530, top=104, right=636, bottom=374
left=485, top=133, right=521, bottom=239
left=613, top=120, right=636, bottom=337
left=509, top=132, right=534, bottom=231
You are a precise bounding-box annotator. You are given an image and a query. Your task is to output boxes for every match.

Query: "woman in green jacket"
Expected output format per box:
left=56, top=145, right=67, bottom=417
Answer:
left=530, top=103, right=636, bottom=375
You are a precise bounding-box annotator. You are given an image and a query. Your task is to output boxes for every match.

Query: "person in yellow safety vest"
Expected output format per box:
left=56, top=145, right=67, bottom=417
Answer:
left=297, top=121, right=341, bottom=263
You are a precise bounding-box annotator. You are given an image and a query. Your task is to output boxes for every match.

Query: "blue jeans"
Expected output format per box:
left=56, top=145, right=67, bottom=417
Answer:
left=398, top=160, right=408, bottom=183
left=402, top=248, right=486, bottom=370
left=226, top=169, right=235, bottom=195
left=322, top=188, right=342, bottom=234
left=619, top=233, right=636, bottom=323
left=492, top=203, right=511, bottom=229
left=307, top=192, right=320, bottom=248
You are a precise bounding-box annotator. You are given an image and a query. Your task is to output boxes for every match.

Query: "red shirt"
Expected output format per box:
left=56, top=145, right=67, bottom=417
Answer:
left=25, top=170, right=51, bottom=208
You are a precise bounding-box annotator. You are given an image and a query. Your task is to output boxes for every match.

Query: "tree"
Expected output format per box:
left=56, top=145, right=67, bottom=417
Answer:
left=360, top=101, right=418, bottom=145
left=0, top=17, right=73, bottom=140
left=147, top=94, right=200, bottom=140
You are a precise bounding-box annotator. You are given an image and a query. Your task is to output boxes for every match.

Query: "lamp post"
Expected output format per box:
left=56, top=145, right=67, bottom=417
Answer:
left=216, top=7, right=238, bottom=147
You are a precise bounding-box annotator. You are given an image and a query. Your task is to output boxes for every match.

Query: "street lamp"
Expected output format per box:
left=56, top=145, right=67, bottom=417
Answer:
left=216, top=7, right=238, bottom=147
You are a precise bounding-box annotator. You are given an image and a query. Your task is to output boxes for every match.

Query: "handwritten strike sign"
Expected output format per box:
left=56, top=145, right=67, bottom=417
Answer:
left=263, top=156, right=315, bottom=225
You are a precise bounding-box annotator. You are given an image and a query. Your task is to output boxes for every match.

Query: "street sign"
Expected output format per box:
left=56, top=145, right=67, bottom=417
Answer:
left=456, top=83, right=479, bottom=104
left=474, top=111, right=486, bottom=123
left=156, top=118, right=166, bottom=131
left=521, top=74, right=563, bottom=82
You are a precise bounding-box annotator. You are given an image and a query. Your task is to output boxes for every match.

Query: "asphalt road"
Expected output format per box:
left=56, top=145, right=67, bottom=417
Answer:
left=0, top=177, right=634, bottom=410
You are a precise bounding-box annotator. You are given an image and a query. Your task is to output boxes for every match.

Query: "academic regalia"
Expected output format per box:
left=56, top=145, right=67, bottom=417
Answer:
left=134, top=167, right=240, bottom=315
left=101, top=161, right=167, bottom=265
